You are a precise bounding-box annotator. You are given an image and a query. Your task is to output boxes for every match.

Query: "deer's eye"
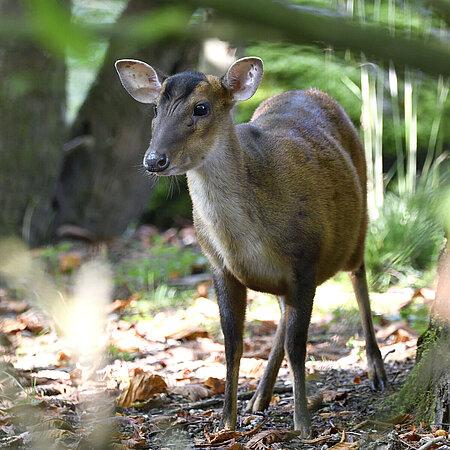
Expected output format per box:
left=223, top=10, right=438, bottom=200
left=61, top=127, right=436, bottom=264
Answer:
left=193, top=103, right=209, bottom=116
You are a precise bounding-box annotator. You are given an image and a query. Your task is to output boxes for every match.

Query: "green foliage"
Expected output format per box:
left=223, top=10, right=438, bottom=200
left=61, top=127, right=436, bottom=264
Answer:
left=38, top=242, right=72, bottom=273
left=106, top=344, right=134, bottom=361
left=399, top=298, right=430, bottom=333
left=116, top=239, right=202, bottom=293
left=365, top=190, right=444, bottom=291
left=124, top=284, right=196, bottom=319
left=238, top=43, right=362, bottom=126
left=25, top=0, right=95, bottom=59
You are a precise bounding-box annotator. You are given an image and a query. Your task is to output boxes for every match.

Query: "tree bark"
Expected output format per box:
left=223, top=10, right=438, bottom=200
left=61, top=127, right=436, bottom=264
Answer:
left=397, top=240, right=449, bottom=426
left=0, top=0, right=66, bottom=245
left=53, top=0, right=199, bottom=241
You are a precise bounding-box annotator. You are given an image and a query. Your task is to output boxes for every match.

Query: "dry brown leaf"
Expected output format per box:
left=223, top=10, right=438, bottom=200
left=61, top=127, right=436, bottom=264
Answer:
left=401, top=430, right=422, bottom=441
left=204, top=377, right=225, bottom=395
left=434, top=429, right=448, bottom=438
left=300, top=435, right=332, bottom=445
left=225, top=442, right=246, bottom=450
left=328, top=442, right=359, bottom=449
left=247, top=428, right=299, bottom=449
left=1, top=318, right=27, bottom=333
left=308, top=391, right=324, bottom=411
left=205, top=429, right=242, bottom=445
left=322, top=390, right=348, bottom=402
left=19, top=310, right=45, bottom=333
left=239, top=358, right=266, bottom=378
left=56, top=351, right=71, bottom=366
left=117, top=373, right=167, bottom=407
left=242, top=415, right=260, bottom=425
left=58, top=252, right=81, bottom=273
left=196, top=283, right=210, bottom=298
left=376, top=321, right=417, bottom=342
left=107, top=294, right=140, bottom=313
left=270, top=395, right=280, bottom=406
left=200, top=418, right=267, bottom=447
left=168, top=326, right=210, bottom=341
left=319, top=411, right=355, bottom=419
left=1, top=310, right=46, bottom=334
left=169, top=384, right=211, bottom=402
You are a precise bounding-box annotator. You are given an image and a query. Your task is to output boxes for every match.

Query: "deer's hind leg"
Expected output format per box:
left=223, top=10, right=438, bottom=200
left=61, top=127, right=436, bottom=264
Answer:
left=246, top=296, right=286, bottom=412
left=349, top=261, right=387, bottom=390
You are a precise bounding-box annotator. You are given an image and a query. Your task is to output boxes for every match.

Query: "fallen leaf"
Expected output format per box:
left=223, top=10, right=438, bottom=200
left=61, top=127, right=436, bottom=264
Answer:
left=225, top=443, right=246, bottom=450
left=1, top=318, right=27, bottom=333
left=56, top=351, right=71, bottom=366
left=58, top=252, right=81, bottom=273
left=401, top=430, right=422, bottom=441
left=319, top=411, right=355, bottom=419
left=169, top=384, right=211, bottom=402
left=117, top=373, right=167, bottom=407
left=107, top=294, right=140, bottom=313
left=270, top=395, right=280, bottom=406
left=204, top=377, right=225, bottom=395
left=322, top=390, right=348, bottom=402
left=70, top=368, right=83, bottom=386
left=242, top=415, right=260, bottom=425
left=196, top=283, right=210, bottom=298
left=300, top=435, right=332, bottom=445
left=247, top=428, right=300, bottom=449
left=434, top=429, right=448, bottom=438
left=167, top=326, right=210, bottom=341
left=376, top=321, right=417, bottom=342
left=203, top=419, right=267, bottom=446
left=328, top=442, right=359, bottom=449
left=239, top=358, right=266, bottom=378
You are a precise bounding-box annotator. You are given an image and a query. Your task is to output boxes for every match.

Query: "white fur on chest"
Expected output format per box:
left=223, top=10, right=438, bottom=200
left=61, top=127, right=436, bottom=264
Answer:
left=188, top=172, right=285, bottom=286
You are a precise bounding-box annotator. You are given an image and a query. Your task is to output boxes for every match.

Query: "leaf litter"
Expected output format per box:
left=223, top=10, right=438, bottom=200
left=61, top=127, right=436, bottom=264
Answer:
left=0, top=228, right=447, bottom=449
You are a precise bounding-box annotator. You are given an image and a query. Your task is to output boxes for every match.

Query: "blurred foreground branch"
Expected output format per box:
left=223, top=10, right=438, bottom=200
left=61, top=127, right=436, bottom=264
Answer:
left=188, top=0, right=450, bottom=77
left=0, top=1, right=448, bottom=76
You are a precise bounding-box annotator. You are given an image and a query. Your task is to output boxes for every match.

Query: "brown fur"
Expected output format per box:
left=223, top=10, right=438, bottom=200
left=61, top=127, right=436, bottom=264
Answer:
left=115, top=59, right=387, bottom=436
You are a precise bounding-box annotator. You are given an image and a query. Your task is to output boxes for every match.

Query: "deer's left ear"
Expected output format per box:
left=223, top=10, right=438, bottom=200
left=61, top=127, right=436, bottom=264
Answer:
left=115, top=59, right=161, bottom=104
left=222, top=57, right=263, bottom=102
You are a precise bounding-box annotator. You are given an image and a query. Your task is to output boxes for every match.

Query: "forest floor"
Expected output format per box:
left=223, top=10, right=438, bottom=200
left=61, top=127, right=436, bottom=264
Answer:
left=0, top=227, right=448, bottom=449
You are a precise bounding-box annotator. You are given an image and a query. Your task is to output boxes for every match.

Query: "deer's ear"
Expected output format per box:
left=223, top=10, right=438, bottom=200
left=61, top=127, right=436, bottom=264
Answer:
left=115, top=59, right=161, bottom=104
left=222, top=57, right=263, bottom=102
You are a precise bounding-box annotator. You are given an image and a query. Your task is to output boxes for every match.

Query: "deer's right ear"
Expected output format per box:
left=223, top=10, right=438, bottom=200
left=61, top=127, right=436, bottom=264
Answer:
left=115, top=59, right=161, bottom=104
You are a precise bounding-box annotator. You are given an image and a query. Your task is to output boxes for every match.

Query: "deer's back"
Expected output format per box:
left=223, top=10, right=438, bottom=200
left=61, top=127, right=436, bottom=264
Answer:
left=236, top=89, right=367, bottom=285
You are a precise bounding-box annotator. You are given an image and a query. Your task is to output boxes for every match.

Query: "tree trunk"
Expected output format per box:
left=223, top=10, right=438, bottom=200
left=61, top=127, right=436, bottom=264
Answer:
left=396, top=240, right=450, bottom=427
left=53, top=0, right=199, bottom=241
left=0, top=0, right=66, bottom=245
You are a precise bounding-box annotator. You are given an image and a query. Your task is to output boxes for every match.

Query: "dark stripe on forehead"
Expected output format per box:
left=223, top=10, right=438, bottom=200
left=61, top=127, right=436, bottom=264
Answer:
left=161, top=71, right=208, bottom=102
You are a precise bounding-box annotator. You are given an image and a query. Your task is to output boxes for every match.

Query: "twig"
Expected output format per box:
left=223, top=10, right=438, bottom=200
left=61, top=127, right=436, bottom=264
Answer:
left=398, top=438, right=417, bottom=450
left=383, top=349, right=396, bottom=361
left=417, top=436, right=446, bottom=450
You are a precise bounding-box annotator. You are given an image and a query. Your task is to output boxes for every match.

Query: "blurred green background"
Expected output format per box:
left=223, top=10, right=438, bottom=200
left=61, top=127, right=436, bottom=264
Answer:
left=0, top=0, right=448, bottom=292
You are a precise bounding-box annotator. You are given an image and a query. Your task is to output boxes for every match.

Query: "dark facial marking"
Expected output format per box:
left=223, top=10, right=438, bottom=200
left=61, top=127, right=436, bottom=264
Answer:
left=161, top=71, right=209, bottom=104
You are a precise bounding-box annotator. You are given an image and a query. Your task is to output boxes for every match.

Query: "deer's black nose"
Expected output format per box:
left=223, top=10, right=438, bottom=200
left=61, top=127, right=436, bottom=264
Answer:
left=144, top=151, right=170, bottom=172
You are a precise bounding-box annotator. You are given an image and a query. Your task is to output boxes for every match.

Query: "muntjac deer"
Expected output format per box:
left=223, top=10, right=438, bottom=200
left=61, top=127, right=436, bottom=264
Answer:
left=115, top=57, right=387, bottom=436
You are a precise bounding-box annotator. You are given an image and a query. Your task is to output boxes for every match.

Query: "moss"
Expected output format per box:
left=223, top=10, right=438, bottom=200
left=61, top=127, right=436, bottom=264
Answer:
left=394, top=326, right=449, bottom=422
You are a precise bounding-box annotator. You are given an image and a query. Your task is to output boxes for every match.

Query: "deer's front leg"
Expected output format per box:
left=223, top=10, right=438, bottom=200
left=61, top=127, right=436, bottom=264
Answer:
left=212, top=268, right=247, bottom=430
